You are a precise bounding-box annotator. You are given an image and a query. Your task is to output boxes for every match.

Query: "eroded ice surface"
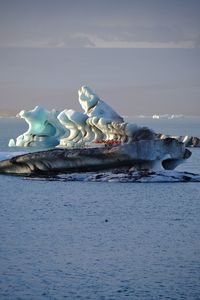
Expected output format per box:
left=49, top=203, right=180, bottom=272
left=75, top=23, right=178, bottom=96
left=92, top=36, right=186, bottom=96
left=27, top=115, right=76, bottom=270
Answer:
left=9, top=86, right=155, bottom=148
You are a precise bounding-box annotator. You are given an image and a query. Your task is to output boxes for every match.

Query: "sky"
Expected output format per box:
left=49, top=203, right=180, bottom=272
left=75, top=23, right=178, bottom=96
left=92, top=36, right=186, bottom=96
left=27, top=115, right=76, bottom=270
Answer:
left=0, top=0, right=200, bottom=115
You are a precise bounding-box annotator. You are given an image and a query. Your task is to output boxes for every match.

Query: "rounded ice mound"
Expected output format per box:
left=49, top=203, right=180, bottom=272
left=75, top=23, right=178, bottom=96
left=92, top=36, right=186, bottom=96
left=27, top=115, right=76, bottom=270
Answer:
left=9, top=106, right=65, bottom=148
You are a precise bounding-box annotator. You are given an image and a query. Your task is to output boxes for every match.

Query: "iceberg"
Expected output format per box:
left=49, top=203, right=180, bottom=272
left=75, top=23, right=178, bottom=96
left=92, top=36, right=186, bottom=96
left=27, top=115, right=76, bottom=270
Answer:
left=3, top=85, right=192, bottom=176
left=152, top=114, right=184, bottom=119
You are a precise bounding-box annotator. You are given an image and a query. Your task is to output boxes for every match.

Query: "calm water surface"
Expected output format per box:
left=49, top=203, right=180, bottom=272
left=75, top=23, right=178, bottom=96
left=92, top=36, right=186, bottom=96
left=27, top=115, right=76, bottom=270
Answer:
left=0, top=117, right=200, bottom=300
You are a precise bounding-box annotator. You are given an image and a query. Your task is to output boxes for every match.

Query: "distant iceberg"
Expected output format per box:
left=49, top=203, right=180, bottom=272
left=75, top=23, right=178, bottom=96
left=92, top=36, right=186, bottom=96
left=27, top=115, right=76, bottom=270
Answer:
left=152, top=114, right=184, bottom=119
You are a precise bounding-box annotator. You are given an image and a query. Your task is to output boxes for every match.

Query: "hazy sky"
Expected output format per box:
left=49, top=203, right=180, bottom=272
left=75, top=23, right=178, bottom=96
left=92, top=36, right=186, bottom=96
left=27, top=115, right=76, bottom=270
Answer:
left=0, top=0, right=200, bottom=115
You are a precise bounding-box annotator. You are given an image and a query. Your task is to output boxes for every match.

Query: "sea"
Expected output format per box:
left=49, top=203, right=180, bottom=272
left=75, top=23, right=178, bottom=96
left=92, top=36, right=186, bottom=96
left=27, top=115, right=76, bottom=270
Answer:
left=0, top=116, right=200, bottom=300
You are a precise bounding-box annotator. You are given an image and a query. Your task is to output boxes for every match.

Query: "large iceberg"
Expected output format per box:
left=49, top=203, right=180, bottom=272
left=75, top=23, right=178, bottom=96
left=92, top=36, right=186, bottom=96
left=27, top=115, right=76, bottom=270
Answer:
left=3, top=85, right=192, bottom=176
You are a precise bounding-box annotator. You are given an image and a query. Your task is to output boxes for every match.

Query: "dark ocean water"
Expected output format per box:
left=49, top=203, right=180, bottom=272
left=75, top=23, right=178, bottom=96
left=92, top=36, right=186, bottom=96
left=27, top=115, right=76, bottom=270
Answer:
left=0, top=117, right=200, bottom=300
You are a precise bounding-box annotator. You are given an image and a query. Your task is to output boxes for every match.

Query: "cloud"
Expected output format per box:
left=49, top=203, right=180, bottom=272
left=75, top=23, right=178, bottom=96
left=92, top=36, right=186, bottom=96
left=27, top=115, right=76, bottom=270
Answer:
left=73, top=23, right=197, bottom=48
left=0, top=31, right=196, bottom=49
left=0, top=0, right=199, bottom=48
left=0, top=25, right=198, bottom=49
left=0, top=35, right=95, bottom=49
left=63, top=35, right=95, bottom=48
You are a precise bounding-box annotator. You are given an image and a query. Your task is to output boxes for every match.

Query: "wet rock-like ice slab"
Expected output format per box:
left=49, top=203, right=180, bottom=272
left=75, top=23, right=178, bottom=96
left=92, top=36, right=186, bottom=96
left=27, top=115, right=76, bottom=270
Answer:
left=24, top=170, right=200, bottom=183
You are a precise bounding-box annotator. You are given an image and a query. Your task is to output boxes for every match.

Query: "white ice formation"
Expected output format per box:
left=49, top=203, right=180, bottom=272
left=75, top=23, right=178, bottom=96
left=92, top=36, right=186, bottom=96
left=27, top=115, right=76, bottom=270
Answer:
left=9, top=86, right=155, bottom=148
left=9, top=85, right=199, bottom=150
left=57, top=109, right=90, bottom=148
left=78, top=86, right=155, bottom=143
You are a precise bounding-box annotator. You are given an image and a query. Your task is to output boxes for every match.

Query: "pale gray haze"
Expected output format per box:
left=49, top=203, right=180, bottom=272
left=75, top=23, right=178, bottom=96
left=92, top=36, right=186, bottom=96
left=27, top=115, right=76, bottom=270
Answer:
left=0, top=0, right=200, bottom=115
